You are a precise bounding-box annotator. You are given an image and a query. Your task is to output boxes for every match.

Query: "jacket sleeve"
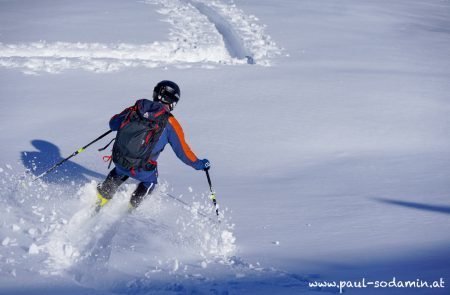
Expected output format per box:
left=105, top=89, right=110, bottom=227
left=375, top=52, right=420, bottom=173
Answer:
left=167, top=116, right=203, bottom=169
left=109, top=106, right=133, bottom=131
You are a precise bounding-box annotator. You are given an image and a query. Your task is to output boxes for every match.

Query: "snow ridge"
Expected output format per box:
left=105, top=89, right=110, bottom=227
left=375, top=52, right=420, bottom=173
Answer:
left=189, top=0, right=281, bottom=65
left=0, top=0, right=281, bottom=74
left=187, top=0, right=254, bottom=64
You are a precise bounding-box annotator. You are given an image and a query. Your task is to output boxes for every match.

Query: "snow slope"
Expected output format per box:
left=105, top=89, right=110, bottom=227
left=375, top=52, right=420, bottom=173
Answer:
left=0, top=0, right=280, bottom=73
left=1, top=0, right=450, bottom=294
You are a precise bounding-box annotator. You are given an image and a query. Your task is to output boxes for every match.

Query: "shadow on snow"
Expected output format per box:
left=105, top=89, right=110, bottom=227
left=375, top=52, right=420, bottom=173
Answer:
left=21, top=139, right=104, bottom=184
left=374, top=198, right=450, bottom=216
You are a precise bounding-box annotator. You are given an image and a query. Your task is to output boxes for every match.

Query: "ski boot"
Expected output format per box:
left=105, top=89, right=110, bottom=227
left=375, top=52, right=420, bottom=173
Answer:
left=95, top=168, right=129, bottom=213
left=95, top=191, right=110, bottom=213
left=128, top=182, right=155, bottom=212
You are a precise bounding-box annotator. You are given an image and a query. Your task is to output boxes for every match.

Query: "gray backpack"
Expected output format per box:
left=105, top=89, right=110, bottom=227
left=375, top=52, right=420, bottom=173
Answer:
left=112, top=101, right=169, bottom=171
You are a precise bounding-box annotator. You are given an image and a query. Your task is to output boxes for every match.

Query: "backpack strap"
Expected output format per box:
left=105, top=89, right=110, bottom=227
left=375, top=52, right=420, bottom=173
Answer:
left=98, top=138, right=115, bottom=151
left=119, top=105, right=138, bottom=129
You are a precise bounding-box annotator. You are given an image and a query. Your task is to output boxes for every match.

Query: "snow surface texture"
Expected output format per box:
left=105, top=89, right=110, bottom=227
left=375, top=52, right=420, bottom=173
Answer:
left=0, top=0, right=281, bottom=74
left=1, top=0, right=450, bottom=294
left=0, top=172, right=308, bottom=294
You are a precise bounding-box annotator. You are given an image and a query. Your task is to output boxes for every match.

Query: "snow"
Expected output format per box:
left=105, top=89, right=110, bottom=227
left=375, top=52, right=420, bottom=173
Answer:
left=1, top=0, right=450, bottom=294
left=28, top=243, right=40, bottom=255
left=1, top=237, right=11, bottom=247
left=0, top=0, right=280, bottom=74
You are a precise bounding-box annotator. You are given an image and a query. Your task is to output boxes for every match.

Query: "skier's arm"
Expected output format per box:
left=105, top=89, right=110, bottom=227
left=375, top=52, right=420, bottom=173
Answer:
left=167, top=116, right=207, bottom=170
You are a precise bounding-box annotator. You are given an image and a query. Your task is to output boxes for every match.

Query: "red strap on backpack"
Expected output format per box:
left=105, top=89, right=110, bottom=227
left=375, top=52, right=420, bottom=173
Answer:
left=102, top=155, right=113, bottom=169
left=119, top=105, right=138, bottom=129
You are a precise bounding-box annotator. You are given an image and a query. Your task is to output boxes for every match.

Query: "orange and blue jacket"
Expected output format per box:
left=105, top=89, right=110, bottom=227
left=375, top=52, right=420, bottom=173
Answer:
left=109, top=99, right=203, bottom=170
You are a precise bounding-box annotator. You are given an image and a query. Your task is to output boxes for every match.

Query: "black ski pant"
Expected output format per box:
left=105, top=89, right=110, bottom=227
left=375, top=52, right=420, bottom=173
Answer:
left=97, top=168, right=155, bottom=208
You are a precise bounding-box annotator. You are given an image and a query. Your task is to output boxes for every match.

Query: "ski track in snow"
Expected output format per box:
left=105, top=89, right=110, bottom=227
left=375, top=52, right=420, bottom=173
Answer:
left=0, top=0, right=281, bottom=74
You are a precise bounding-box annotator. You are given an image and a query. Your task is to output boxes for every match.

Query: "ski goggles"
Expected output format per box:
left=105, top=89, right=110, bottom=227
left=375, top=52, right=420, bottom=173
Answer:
left=159, top=86, right=180, bottom=110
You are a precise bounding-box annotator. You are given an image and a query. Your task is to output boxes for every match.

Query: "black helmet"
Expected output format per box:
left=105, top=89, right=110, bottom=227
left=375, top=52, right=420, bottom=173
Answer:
left=153, top=80, right=180, bottom=111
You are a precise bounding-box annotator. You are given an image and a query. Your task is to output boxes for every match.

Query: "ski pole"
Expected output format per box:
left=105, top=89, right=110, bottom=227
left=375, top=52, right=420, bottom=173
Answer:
left=33, top=130, right=113, bottom=181
left=164, top=193, right=215, bottom=222
left=205, top=169, right=219, bottom=216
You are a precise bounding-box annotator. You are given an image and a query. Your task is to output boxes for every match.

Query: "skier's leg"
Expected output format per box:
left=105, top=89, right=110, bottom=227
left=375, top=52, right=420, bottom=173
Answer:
left=129, top=182, right=155, bottom=209
left=96, top=168, right=129, bottom=208
left=127, top=167, right=158, bottom=209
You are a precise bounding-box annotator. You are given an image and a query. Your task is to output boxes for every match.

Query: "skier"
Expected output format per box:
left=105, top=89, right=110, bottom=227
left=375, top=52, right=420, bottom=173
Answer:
left=96, top=80, right=210, bottom=210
